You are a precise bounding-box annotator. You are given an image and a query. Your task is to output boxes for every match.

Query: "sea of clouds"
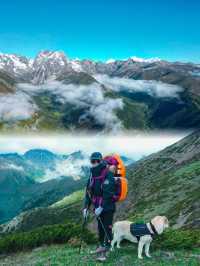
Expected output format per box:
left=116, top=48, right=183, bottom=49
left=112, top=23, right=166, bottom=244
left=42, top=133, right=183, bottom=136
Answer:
left=42, top=154, right=90, bottom=182
left=0, top=75, right=183, bottom=131
left=0, top=81, right=123, bottom=131
left=94, top=74, right=183, bottom=98
left=0, top=91, right=36, bottom=122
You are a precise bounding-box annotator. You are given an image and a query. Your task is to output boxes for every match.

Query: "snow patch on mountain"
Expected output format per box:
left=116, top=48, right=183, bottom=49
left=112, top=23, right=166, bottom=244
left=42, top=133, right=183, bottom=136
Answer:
left=70, top=60, right=83, bottom=72
left=0, top=53, right=30, bottom=75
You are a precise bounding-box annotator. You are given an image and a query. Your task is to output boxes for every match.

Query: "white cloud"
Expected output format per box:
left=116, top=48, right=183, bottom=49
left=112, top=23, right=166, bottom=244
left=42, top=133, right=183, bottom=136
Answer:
left=0, top=75, right=183, bottom=128
left=87, top=98, right=123, bottom=132
left=0, top=74, right=184, bottom=129
left=17, top=81, right=123, bottom=131
left=0, top=91, right=37, bottom=122
left=0, top=132, right=188, bottom=161
left=94, top=74, right=183, bottom=98
left=106, top=59, right=116, bottom=64
left=42, top=156, right=90, bottom=182
left=0, top=163, right=24, bottom=171
left=130, top=56, right=161, bottom=63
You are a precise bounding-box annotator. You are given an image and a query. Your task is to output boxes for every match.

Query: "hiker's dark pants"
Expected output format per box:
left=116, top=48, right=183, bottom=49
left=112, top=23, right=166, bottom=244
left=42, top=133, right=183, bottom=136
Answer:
left=97, top=210, right=114, bottom=248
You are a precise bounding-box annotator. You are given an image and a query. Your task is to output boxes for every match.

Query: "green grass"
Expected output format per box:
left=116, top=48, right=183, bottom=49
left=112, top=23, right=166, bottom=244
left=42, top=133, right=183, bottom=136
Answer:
left=174, top=161, right=200, bottom=177
left=0, top=223, right=96, bottom=254
left=117, top=97, right=150, bottom=129
left=0, top=244, right=199, bottom=266
left=51, top=190, right=84, bottom=208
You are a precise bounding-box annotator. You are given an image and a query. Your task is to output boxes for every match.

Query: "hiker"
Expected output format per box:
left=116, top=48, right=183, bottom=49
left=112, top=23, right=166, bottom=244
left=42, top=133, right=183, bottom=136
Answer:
left=82, top=152, right=116, bottom=262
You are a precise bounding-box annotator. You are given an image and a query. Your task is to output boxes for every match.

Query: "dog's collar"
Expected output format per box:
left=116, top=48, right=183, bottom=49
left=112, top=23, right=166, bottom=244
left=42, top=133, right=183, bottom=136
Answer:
left=149, top=222, right=158, bottom=236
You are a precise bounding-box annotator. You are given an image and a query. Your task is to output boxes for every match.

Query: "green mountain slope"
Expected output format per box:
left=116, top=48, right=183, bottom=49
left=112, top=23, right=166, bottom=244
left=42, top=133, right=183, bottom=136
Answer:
left=116, top=130, right=200, bottom=228
left=2, top=131, right=199, bottom=235
left=0, top=149, right=89, bottom=223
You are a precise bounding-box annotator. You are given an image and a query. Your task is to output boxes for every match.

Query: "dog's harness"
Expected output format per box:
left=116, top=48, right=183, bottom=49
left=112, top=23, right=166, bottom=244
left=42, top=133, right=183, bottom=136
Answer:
left=130, top=222, right=158, bottom=242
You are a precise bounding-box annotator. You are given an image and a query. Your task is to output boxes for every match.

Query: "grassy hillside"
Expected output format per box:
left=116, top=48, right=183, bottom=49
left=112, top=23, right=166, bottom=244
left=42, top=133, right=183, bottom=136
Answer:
left=0, top=244, right=199, bottom=266
left=0, top=222, right=199, bottom=265
left=115, top=130, right=200, bottom=228
left=51, top=190, right=84, bottom=208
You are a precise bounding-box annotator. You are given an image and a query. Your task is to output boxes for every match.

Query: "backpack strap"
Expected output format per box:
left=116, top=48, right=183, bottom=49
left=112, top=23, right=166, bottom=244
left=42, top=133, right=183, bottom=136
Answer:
left=89, top=167, right=109, bottom=208
left=89, top=167, right=108, bottom=188
left=92, top=167, right=108, bottom=181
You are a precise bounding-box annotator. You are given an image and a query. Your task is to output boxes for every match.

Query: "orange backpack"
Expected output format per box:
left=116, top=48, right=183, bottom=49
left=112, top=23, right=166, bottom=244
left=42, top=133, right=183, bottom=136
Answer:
left=104, top=154, right=128, bottom=202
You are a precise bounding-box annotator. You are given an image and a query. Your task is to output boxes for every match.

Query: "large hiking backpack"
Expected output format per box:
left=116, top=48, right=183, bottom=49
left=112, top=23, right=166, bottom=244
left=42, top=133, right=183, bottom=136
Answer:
left=104, top=154, right=128, bottom=202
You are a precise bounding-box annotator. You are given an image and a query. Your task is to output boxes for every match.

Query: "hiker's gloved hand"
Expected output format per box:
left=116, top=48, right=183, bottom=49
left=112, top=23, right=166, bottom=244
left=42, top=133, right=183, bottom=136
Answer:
left=83, top=208, right=88, bottom=219
left=95, top=206, right=103, bottom=217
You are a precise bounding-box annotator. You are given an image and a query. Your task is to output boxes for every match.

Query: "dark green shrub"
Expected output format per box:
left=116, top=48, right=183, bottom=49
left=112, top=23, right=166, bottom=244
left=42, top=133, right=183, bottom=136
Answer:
left=154, top=229, right=200, bottom=250
left=0, top=223, right=96, bottom=254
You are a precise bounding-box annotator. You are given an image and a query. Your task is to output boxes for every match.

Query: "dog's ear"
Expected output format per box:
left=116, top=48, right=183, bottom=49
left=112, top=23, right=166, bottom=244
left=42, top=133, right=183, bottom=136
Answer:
left=163, top=216, right=169, bottom=226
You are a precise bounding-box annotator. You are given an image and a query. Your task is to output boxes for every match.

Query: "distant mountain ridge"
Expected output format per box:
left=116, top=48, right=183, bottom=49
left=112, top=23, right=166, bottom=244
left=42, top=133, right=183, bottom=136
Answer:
left=0, top=50, right=200, bottom=85
left=0, top=149, right=134, bottom=223
left=0, top=149, right=89, bottom=223
left=0, top=50, right=200, bottom=131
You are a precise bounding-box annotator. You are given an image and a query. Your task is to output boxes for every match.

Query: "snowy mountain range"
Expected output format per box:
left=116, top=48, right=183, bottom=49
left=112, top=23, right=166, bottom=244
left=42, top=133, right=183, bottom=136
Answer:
left=0, top=50, right=200, bottom=131
left=1, top=50, right=199, bottom=85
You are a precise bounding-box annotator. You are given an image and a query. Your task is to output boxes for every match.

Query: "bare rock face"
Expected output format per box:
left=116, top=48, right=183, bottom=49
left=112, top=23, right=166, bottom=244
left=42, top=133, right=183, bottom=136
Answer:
left=31, top=51, right=70, bottom=84
left=0, top=71, right=16, bottom=93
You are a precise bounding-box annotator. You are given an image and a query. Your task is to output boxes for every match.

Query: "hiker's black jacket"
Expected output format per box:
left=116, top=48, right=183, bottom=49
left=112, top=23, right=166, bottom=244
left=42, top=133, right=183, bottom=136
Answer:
left=84, top=161, right=116, bottom=212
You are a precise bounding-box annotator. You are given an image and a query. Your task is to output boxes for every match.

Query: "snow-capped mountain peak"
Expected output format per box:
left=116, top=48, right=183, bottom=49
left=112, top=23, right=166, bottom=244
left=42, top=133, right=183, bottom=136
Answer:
left=33, top=50, right=68, bottom=65
left=0, top=53, right=30, bottom=75
left=70, top=60, right=83, bottom=72
left=31, top=50, right=70, bottom=84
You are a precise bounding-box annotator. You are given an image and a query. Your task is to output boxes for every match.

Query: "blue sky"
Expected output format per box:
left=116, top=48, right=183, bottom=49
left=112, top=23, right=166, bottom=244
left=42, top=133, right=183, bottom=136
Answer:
left=0, top=0, right=199, bottom=62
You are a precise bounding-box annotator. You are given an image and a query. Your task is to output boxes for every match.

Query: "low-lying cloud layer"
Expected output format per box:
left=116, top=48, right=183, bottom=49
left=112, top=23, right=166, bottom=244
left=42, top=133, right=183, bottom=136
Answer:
left=18, top=81, right=123, bottom=131
left=43, top=156, right=90, bottom=182
left=94, top=74, right=183, bottom=98
left=0, top=133, right=188, bottom=161
left=0, top=163, right=24, bottom=171
left=0, top=91, right=37, bottom=122
left=0, top=75, right=183, bottom=130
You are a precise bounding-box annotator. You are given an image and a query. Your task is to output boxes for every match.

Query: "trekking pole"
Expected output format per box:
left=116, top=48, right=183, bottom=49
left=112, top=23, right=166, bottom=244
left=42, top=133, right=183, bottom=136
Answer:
left=78, top=216, right=87, bottom=255
left=96, top=215, right=111, bottom=245
left=87, top=189, right=112, bottom=246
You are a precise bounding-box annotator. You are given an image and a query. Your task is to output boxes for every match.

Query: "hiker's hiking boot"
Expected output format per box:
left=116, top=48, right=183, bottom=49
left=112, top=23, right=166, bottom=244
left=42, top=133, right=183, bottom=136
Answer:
left=96, top=246, right=111, bottom=262
left=96, top=252, right=107, bottom=262
left=90, top=246, right=107, bottom=255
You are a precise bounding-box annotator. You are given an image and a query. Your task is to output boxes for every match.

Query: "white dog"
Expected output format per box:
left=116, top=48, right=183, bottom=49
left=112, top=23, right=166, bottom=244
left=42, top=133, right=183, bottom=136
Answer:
left=111, top=216, right=169, bottom=259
